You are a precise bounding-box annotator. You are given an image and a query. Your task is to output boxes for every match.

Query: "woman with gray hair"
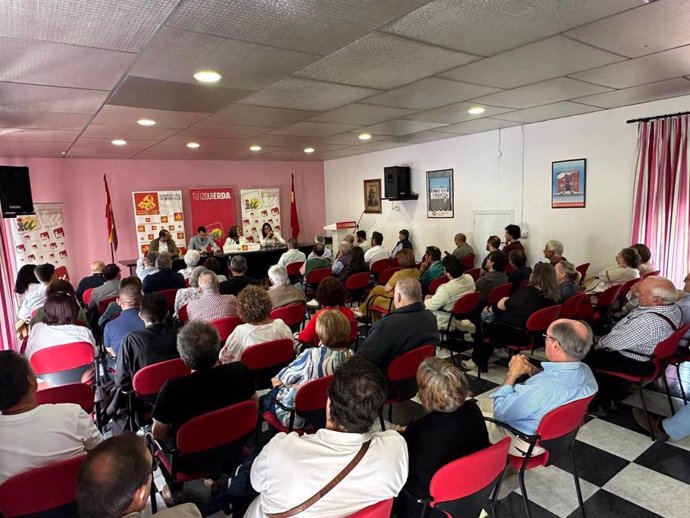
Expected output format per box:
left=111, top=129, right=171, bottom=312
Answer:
left=173, top=266, right=206, bottom=317
left=179, top=250, right=201, bottom=280
left=267, top=265, right=306, bottom=309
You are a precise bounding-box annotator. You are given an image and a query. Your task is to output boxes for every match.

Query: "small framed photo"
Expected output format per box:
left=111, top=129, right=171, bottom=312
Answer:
left=427, top=169, right=454, bottom=218
left=363, top=179, right=382, bottom=214
left=552, top=159, right=586, bottom=208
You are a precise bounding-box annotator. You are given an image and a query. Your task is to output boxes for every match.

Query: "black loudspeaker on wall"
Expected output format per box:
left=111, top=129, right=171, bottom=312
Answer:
left=384, top=166, right=411, bottom=198
left=0, top=166, right=34, bottom=218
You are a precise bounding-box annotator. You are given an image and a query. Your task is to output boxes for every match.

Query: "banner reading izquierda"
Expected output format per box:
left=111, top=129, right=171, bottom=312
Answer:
left=189, top=187, right=236, bottom=245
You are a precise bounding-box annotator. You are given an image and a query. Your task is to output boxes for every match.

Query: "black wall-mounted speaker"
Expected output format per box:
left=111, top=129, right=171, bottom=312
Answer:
left=0, top=166, right=34, bottom=218
left=384, top=166, right=411, bottom=198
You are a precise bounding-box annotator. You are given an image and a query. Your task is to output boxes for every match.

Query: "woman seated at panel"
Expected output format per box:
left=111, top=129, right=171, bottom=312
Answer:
left=298, top=277, right=354, bottom=346
left=631, top=243, right=654, bottom=276
left=424, top=255, right=475, bottom=331
left=395, top=357, right=489, bottom=518
left=26, top=291, right=97, bottom=358
left=336, top=245, right=369, bottom=284
left=357, top=249, right=419, bottom=318
left=556, top=260, right=583, bottom=302
left=585, top=247, right=640, bottom=293
left=263, top=310, right=353, bottom=429
left=260, top=223, right=286, bottom=249
left=225, top=224, right=245, bottom=246
left=219, top=285, right=293, bottom=363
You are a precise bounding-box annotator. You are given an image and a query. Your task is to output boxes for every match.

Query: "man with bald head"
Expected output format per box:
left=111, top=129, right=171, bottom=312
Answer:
left=76, top=260, right=106, bottom=305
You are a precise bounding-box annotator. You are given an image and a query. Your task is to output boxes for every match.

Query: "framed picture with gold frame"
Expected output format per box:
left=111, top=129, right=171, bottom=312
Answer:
left=363, top=179, right=382, bottom=214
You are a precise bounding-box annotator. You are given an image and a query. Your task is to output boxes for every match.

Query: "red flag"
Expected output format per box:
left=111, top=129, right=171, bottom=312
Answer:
left=104, top=175, right=118, bottom=251
left=290, top=174, right=300, bottom=239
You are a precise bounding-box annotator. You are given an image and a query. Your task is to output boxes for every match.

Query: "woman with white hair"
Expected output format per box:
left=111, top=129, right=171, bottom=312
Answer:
left=173, top=266, right=206, bottom=317
left=179, top=250, right=201, bottom=280
left=267, top=265, right=306, bottom=309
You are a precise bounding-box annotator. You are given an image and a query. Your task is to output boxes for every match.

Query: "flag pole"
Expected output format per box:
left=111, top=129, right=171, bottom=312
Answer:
left=110, top=242, right=115, bottom=264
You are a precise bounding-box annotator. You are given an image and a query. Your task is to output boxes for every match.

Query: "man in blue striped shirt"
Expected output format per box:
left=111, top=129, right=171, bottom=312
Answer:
left=479, top=318, right=597, bottom=456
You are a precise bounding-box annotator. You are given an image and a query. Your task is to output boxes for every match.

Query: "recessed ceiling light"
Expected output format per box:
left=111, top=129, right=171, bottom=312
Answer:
left=304, top=147, right=315, bottom=154
left=111, top=139, right=127, bottom=146
left=468, top=106, right=486, bottom=115
left=186, top=142, right=200, bottom=149
left=137, top=119, right=156, bottom=126
left=249, top=145, right=262, bottom=152
left=358, top=133, right=372, bottom=141
left=193, top=70, right=221, bottom=83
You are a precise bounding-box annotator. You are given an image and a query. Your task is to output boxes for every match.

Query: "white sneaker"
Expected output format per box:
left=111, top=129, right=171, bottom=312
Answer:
left=460, top=359, right=477, bottom=372
left=306, top=299, right=319, bottom=308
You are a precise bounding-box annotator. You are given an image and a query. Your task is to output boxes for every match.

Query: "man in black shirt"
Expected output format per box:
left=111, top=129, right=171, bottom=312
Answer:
left=75, top=260, right=106, bottom=305
left=142, top=252, right=185, bottom=293
left=219, top=255, right=259, bottom=296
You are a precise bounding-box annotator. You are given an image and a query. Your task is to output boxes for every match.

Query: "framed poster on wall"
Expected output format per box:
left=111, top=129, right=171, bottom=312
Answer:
left=552, top=158, right=586, bottom=208
left=427, top=169, right=453, bottom=218
left=363, top=179, right=382, bottom=214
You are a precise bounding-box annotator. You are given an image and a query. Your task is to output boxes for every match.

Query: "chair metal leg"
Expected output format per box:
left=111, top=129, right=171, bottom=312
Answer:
left=662, top=371, right=675, bottom=416
left=379, top=412, right=386, bottom=431
left=570, top=448, right=586, bottom=518
left=388, top=403, right=393, bottom=424
left=677, top=364, right=687, bottom=404
left=638, top=384, right=655, bottom=441
left=518, top=468, right=532, bottom=518
left=489, top=464, right=508, bottom=518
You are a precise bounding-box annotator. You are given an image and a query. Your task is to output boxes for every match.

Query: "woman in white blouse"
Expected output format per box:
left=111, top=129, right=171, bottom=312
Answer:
left=586, top=247, right=641, bottom=293
left=260, top=223, right=286, bottom=249
left=424, top=255, right=476, bottom=331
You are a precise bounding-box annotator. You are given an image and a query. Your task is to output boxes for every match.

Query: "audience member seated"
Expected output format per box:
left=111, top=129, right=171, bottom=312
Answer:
left=88, top=263, right=121, bottom=310
left=585, top=247, right=640, bottom=293
left=357, top=249, right=419, bottom=318
left=265, top=310, right=353, bottom=429
left=331, top=241, right=352, bottom=276
left=476, top=251, right=508, bottom=305
left=449, top=232, right=474, bottom=262
left=0, top=350, right=102, bottom=484
left=98, top=277, right=142, bottom=328
left=152, top=321, right=255, bottom=442
left=26, top=291, right=97, bottom=359
left=17, top=263, right=55, bottom=320
left=76, top=434, right=201, bottom=518
left=678, top=271, right=690, bottom=325
left=419, top=246, right=444, bottom=293
left=299, top=242, right=331, bottom=277
left=219, top=285, right=293, bottom=363
left=355, top=229, right=371, bottom=252
left=631, top=243, right=654, bottom=276
left=424, top=255, right=475, bottom=331
left=187, top=226, right=220, bottom=253
left=30, top=279, right=88, bottom=328
left=336, top=245, right=369, bottom=284
left=136, top=251, right=159, bottom=282
left=173, top=266, right=206, bottom=317
left=244, top=356, right=408, bottom=518
left=267, top=265, right=307, bottom=309
left=260, top=222, right=286, bottom=249
left=478, top=319, right=597, bottom=456
left=103, top=280, right=145, bottom=356
left=75, top=260, right=105, bottom=305
left=149, top=229, right=180, bottom=259
left=357, top=278, right=439, bottom=372
left=390, top=228, right=413, bottom=258
left=463, top=262, right=560, bottom=373
left=307, top=234, right=332, bottom=260
left=543, top=239, right=566, bottom=266
left=202, top=256, right=227, bottom=282
left=480, top=235, right=502, bottom=272
left=396, top=358, right=489, bottom=518
left=277, top=238, right=306, bottom=268
left=178, top=250, right=201, bottom=280
left=219, top=255, right=260, bottom=296
left=187, top=271, right=238, bottom=322
left=633, top=400, right=690, bottom=442
left=556, top=260, right=582, bottom=302
left=503, top=224, right=525, bottom=255
left=363, top=231, right=388, bottom=266
left=142, top=253, right=185, bottom=293
left=14, top=264, right=40, bottom=309
left=507, top=250, right=532, bottom=293
left=299, top=277, right=354, bottom=346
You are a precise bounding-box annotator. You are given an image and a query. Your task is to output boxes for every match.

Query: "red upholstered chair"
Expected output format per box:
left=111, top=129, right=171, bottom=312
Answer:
left=427, top=275, right=449, bottom=295
left=345, top=271, right=372, bottom=305
left=210, top=316, right=243, bottom=342
left=286, top=261, right=304, bottom=283
left=380, top=344, right=436, bottom=429
left=504, top=305, right=562, bottom=356
left=241, top=339, right=295, bottom=389
left=177, top=304, right=189, bottom=322
left=575, top=263, right=590, bottom=284
left=82, top=287, right=95, bottom=305
left=262, top=375, right=334, bottom=434
left=670, top=343, right=690, bottom=403
left=305, top=266, right=332, bottom=296
left=158, top=288, right=179, bottom=310
left=370, top=259, right=390, bottom=279
left=559, top=292, right=587, bottom=319
left=462, top=253, right=476, bottom=269
left=584, top=284, right=622, bottom=333
left=97, top=296, right=118, bottom=316
left=519, top=278, right=530, bottom=288
left=439, top=291, right=482, bottom=362
left=465, top=267, right=481, bottom=281
left=505, top=263, right=514, bottom=275
left=389, top=257, right=400, bottom=268
left=616, top=277, right=642, bottom=308
left=486, top=282, right=512, bottom=305
left=346, top=498, right=394, bottom=518
left=55, top=265, right=70, bottom=281
left=270, top=303, right=306, bottom=332
left=36, top=382, right=94, bottom=413
left=377, top=267, right=400, bottom=286
left=30, top=341, right=95, bottom=387
left=0, top=454, right=86, bottom=518
left=488, top=395, right=596, bottom=518
left=644, top=269, right=660, bottom=277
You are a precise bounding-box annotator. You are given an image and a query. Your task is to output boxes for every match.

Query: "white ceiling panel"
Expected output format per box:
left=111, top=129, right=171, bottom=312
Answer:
left=67, top=147, right=141, bottom=159
left=386, top=131, right=458, bottom=144
left=573, top=78, right=690, bottom=109
left=243, top=134, right=321, bottom=147
left=354, top=140, right=412, bottom=152
left=80, top=124, right=179, bottom=140
left=0, top=128, right=79, bottom=142
left=207, top=105, right=317, bottom=128
left=294, top=32, right=477, bottom=89
left=0, top=82, right=108, bottom=113
left=306, top=104, right=417, bottom=125
left=92, top=105, right=210, bottom=128
left=363, top=119, right=448, bottom=136
left=493, top=102, right=601, bottom=124
left=0, top=140, right=69, bottom=157
left=440, top=36, right=625, bottom=89
left=238, top=78, right=381, bottom=112
left=472, top=77, right=612, bottom=109
left=269, top=121, right=361, bottom=138
left=566, top=0, right=690, bottom=58
left=435, top=118, right=521, bottom=135
left=569, top=45, right=690, bottom=89
left=0, top=111, right=91, bottom=130
left=69, top=137, right=157, bottom=152
left=361, top=78, right=501, bottom=110
left=383, top=0, right=642, bottom=56
left=178, top=124, right=272, bottom=139
left=403, top=102, right=515, bottom=124
left=320, top=148, right=371, bottom=160
left=319, top=133, right=388, bottom=146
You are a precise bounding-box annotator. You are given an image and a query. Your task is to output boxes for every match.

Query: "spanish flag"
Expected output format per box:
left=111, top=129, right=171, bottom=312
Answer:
left=290, top=174, right=300, bottom=239
left=104, top=175, right=118, bottom=251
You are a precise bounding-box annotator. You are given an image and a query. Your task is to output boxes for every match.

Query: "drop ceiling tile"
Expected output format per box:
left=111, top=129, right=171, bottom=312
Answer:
left=403, top=102, right=515, bottom=124
left=177, top=124, right=272, bottom=139
left=493, top=102, right=601, bottom=124
left=322, top=148, right=371, bottom=160
left=435, top=118, right=521, bottom=135
left=246, top=134, right=320, bottom=147
left=238, top=78, right=381, bottom=112
left=70, top=137, right=157, bottom=152
left=387, top=131, right=458, bottom=144
left=0, top=0, right=179, bottom=52
left=81, top=124, right=179, bottom=140
left=294, top=32, right=477, bottom=89
left=92, top=105, right=210, bottom=128
left=566, top=0, right=690, bottom=58
left=307, top=104, right=417, bottom=125
left=167, top=0, right=432, bottom=55
left=0, top=140, right=69, bottom=157
left=440, top=36, right=625, bottom=89
left=360, top=78, right=501, bottom=110
left=472, top=77, right=612, bottom=109
left=0, top=82, right=108, bottom=114
left=207, top=104, right=317, bottom=128
left=0, top=111, right=91, bottom=130
left=269, top=121, right=360, bottom=138
left=130, top=27, right=318, bottom=91
left=354, top=140, right=412, bottom=152
left=66, top=147, right=141, bottom=159
left=383, top=0, right=641, bottom=56
left=107, top=76, right=252, bottom=113
left=569, top=45, right=690, bottom=89
left=320, top=133, right=388, bottom=146
left=363, top=119, right=448, bottom=136
left=0, top=128, right=79, bottom=142
left=573, top=78, right=690, bottom=109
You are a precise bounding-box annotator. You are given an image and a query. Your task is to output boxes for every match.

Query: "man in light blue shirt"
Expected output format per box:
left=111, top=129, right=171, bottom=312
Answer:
left=187, top=226, right=220, bottom=253
left=103, top=282, right=145, bottom=356
left=479, top=318, right=597, bottom=456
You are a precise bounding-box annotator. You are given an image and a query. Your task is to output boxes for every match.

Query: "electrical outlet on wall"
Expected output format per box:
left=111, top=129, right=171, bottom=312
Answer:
left=392, top=202, right=401, bottom=212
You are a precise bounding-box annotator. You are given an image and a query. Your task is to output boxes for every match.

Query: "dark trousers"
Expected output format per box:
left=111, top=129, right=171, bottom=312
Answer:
left=471, top=322, right=528, bottom=369
left=584, top=349, right=654, bottom=403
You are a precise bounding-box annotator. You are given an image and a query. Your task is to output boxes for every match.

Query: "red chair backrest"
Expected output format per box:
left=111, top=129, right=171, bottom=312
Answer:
left=345, top=271, right=371, bottom=291
left=536, top=395, right=595, bottom=442
left=617, top=277, right=642, bottom=304
left=210, top=316, right=243, bottom=342
left=596, top=284, right=622, bottom=308
left=0, top=454, right=86, bottom=517
left=286, top=262, right=304, bottom=276
left=346, top=498, right=394, bottom=518
left=241, top=339, right=295, bottom=370
left=294, top=375, right=334, bottom=413
left=158, top=288, right=179, bottom=308
left=177, top=400, right=258, bottom=455
left=348, top=320, right=359, bottom=342
left=525, top=305, right=562, bottom=333
left=428, top=275, right=449, bottom=295
left=377, top=267, right=400, bottom=286
left=36, top=383, right=94, bottom=413
left=132, top=358, right=191, bottom=397
left=370, top=259, right=390, bottom=275
left=97, top=296, right=118, bottom=316
left=519, top=278, right=530, bottom=288
left=505, top=263, right=514, bottom=275
left=575, top=263, right=590, bottom=281
left=178, top=304, right=189, bottom=322
left=559, top=292, right=587, bottom=319
left=387, top=344, right=436, bottom=382
left=650, top=324, right=690, bottom=373
left=306, top=266, right=332, bottom=284
left=487, top=282, right=512, bottom=305
left=30, top=342, right=94, bottom=375
left=55, top=266, right=70, bottom=281
left=465, top=268, right=481, bottom=281
left=389, top=257, right=400, bottom=268
left=644, top=269, right=660, bottom=277
left=462, top=254, right=475, bottom=269
left=452, top=291, right=482, bottom=316
left=270, top=303, right=306, bottom=328
left=82, top=287, right=95, bottom=305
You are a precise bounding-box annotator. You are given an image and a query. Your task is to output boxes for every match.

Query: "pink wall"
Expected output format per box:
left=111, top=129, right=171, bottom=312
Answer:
left=0, top=157, right=326, bottom=282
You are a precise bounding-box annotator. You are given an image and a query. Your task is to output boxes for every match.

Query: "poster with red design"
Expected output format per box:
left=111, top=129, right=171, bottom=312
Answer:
left=132, top=191, right=186, bottom=256
left=189, top=188, right=235, bottom=245
left=239, top=188, right=281, bottom=244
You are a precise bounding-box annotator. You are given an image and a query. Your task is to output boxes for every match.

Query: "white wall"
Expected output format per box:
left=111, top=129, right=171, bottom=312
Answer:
left=324, top=94, right=690, bottom=275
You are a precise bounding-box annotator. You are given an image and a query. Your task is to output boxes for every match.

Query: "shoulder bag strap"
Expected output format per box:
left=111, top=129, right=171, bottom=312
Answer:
left=650, top=311, right=678, bottom=331
left=265, top=439, right=372, bottom=518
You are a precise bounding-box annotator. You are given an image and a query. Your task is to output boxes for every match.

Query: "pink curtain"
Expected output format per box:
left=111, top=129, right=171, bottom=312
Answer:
left=0, top=220, right=19, bottom=350
left=631, top=115, right=690, bottom=287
